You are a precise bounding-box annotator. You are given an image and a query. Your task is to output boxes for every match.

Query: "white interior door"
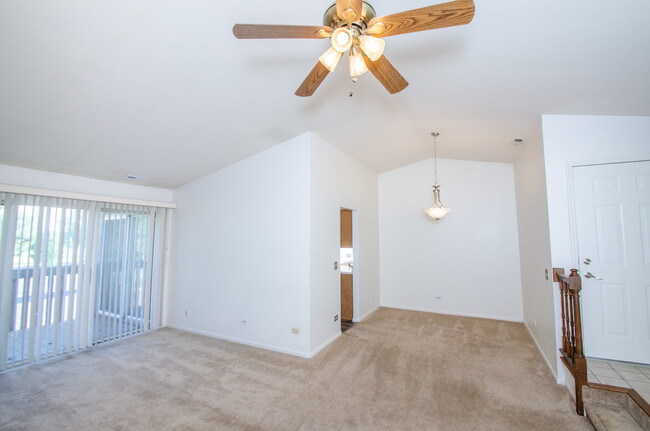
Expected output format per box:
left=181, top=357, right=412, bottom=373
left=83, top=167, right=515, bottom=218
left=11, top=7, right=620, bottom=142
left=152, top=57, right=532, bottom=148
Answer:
left=574, top=160, right=650, bottom=364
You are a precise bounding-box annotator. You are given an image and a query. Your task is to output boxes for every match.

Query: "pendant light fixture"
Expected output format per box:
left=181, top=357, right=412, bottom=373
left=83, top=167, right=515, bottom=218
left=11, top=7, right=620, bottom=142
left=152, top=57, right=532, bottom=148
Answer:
left=424, top=132, right=450, bottom=220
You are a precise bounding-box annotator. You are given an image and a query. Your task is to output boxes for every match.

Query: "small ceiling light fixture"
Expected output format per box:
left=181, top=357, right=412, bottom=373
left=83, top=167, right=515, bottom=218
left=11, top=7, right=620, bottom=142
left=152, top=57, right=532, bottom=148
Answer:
left=423, top=132, right=450, bottom=220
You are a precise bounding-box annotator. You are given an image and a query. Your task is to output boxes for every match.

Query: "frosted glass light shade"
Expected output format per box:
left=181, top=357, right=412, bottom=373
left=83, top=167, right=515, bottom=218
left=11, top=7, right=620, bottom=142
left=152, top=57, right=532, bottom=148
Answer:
left=424, top=206, right=450, bottom=220
left=424, top=185, right=450, bottom=220
left=331, top=27, right=353, bottom=52
left=319, top=47, right=343, bottom=72
left=349, top=46, right=368, bottom=77
left=359, top=35, right=385, bottom=61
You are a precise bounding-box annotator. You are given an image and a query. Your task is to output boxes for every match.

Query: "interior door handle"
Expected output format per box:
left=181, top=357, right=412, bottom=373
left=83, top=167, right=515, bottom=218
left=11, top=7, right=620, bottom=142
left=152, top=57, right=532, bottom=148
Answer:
left=584, top=272, right=602, bottom=280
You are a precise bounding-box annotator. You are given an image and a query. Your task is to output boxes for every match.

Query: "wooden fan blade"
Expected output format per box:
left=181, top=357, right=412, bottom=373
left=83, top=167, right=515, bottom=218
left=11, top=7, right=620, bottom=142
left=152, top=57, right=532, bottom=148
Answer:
left=336, top=0, right=363, bottom=22
left=295, top=62, right=330, bottom=97
left=367, top=0, right=475, bottom=38
left=233, top=24, right=331, bottom=39
left=363, top=55, right=408, bottom=94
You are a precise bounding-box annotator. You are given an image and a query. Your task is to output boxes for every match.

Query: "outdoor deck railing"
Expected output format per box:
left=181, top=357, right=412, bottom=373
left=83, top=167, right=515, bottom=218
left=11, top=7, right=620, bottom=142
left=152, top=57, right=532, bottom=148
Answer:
left=10, top=264, right=76, bottom=332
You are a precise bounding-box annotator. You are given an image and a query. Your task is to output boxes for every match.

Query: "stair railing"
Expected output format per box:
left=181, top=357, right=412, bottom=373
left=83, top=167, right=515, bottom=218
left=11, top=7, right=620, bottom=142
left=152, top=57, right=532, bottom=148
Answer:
left=553, top=268, right=587, bottom=416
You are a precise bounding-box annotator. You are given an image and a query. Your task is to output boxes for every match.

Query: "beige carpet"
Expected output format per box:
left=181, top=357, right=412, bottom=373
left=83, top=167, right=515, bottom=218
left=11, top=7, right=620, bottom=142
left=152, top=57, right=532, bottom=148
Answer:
left=0, top=308, right=592, bottom=430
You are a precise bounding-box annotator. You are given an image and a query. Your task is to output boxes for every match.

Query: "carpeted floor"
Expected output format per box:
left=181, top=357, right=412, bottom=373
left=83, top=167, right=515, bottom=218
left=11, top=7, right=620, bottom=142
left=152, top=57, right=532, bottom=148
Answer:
left=0, top=308, right=592, bottom=430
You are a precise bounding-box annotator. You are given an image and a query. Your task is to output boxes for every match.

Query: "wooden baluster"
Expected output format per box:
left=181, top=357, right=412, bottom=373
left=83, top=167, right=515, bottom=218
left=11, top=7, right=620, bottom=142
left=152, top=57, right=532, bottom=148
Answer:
left=564, top=282, right=571, bottom=354
left=568, top=293, right=575, bottom=358
left=559, top=282, right=567, bottom=354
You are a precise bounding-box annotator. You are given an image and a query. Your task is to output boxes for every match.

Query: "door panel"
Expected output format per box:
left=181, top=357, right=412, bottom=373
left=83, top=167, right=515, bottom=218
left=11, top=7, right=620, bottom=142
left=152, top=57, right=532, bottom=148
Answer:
left=340, top=209, right=353, bottom=322
left=341, top=274, right=353, bottom=321
left=600, top=283, right=629, bottom=337
left=340, top=210, right=352, bottom=248
left=641, top=205, right=650, bottom=265
left=574, top=160, right=650, bottom=363
left=594, top=205, right=625, bottom=264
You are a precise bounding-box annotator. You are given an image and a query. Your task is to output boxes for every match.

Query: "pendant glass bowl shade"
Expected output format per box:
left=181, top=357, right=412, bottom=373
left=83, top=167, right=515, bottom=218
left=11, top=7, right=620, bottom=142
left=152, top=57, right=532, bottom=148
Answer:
left=319, top=46, right=343, bottom=72
left=424, top=185, right=450, bottom=220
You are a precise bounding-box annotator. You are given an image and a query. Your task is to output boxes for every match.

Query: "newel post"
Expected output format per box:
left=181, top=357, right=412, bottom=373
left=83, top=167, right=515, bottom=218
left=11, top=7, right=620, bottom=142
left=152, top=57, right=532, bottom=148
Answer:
left=569, top=269, right=583, bottom=357
left=569, top=268, right=586, bottom=416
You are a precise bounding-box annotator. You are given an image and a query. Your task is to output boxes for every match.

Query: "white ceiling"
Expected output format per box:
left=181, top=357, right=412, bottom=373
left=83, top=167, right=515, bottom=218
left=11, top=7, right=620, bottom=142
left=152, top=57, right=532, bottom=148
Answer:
left=1, top=0, right=649, bottom=188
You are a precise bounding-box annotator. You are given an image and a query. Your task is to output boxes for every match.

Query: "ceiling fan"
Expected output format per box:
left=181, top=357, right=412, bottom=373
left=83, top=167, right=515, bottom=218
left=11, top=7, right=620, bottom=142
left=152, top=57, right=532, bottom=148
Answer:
left=233, top=0, right=475, bottom=97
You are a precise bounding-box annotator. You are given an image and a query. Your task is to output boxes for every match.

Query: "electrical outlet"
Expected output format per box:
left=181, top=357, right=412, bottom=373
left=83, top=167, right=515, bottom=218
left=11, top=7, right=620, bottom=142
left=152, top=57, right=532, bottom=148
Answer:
left=292, top=328, right=299, bottom=335
left=241, top=319, right=247, bottom=326
left=545, top=269, right=549, bottom=280
left=334, top=314, right=339, bottom=322
left=334, top=261, right=339, bottom=270
left=436, top=296, right=442, bottom=300
left=533, top=320, right=537, bottom=327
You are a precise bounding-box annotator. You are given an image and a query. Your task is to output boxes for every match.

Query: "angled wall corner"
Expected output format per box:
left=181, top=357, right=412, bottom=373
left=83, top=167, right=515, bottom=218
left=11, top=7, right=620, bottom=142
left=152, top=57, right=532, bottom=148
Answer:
left=512, top=120, right=557, bottom=379
left=308, top=132, right=380, bottom=356
left=167, top=133, right=312, bottom=356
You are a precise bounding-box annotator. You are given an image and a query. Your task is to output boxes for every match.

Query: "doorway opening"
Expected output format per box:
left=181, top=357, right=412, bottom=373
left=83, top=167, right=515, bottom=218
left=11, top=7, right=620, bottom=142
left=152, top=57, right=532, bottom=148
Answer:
left=340, top=208, right=358, bottom=332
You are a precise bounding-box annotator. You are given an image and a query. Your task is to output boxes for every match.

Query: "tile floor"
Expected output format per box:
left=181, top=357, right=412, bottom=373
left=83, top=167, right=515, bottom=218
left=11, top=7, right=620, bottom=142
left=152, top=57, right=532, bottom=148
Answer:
left=587, top=357, right=650, bottom=403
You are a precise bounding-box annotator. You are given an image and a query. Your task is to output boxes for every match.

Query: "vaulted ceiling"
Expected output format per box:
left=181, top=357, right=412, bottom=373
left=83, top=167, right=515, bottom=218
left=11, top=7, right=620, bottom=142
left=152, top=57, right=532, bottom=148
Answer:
left=1, top=0, right=649, bottom=188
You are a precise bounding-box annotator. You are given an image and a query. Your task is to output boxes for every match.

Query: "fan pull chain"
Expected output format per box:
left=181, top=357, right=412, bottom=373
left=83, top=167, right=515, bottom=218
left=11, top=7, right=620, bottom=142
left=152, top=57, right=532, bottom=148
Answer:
left=349, top=77, right=358, bottom=97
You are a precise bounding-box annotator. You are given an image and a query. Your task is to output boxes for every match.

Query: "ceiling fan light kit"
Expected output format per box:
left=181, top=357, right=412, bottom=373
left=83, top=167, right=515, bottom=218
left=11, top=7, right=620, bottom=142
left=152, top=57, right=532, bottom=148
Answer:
left=233, top=0, right=475, bottom=97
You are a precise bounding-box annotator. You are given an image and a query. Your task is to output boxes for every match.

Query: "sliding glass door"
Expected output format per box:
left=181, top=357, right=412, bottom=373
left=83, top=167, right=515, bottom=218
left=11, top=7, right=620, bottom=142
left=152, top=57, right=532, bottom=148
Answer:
left=96, top=210, right=153, bottom=342
left=0, top=193, right=168, bottom=370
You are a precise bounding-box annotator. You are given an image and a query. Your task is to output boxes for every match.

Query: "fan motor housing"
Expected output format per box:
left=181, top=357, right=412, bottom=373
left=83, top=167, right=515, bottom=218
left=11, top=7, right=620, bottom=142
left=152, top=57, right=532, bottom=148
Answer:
left=323, top=1, right=376, bottom=30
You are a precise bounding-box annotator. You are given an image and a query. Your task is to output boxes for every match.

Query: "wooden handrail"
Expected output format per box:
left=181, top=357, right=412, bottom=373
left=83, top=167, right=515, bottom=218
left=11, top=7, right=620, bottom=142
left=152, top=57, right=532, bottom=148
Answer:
left=553, top=268, right=587, bottom=416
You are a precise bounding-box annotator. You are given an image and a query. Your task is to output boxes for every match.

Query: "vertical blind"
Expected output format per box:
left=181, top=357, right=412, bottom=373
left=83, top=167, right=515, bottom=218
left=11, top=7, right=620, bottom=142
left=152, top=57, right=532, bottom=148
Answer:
left=0, top=192, right=168, bottom=370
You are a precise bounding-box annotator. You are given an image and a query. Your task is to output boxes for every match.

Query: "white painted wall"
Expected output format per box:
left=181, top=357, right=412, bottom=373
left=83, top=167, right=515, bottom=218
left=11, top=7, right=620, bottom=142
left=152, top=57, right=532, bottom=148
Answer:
left=543, top=115, right=650, bottom=270
left=513, top=123, right=557, bottom=379
left=309, top=133, right=380, bottom=355
left=542, top=115, right=650, bottom=382
left=166, top=134, right=312, bottom=356
left=379, top=158, right=523, bottom=321
left=0, top=164, right=173, bottom=202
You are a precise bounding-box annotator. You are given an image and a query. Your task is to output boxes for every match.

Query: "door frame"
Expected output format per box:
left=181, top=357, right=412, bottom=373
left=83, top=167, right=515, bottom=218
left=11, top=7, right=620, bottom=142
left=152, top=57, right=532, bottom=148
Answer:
left=351, top=209, right=360, bottom=322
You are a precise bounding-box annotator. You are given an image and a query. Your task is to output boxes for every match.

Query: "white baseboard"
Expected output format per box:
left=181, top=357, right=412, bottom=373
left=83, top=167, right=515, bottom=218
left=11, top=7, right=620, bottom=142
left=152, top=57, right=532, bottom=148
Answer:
left=353, top=304, right=380, bottom=323
left=308, top=331, right=342, bottom=358
left=165, top=324, right=311, bottom=358
left=380, top=304, right=524, bottom=323
left=523, top=321, right=558, bottom=382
